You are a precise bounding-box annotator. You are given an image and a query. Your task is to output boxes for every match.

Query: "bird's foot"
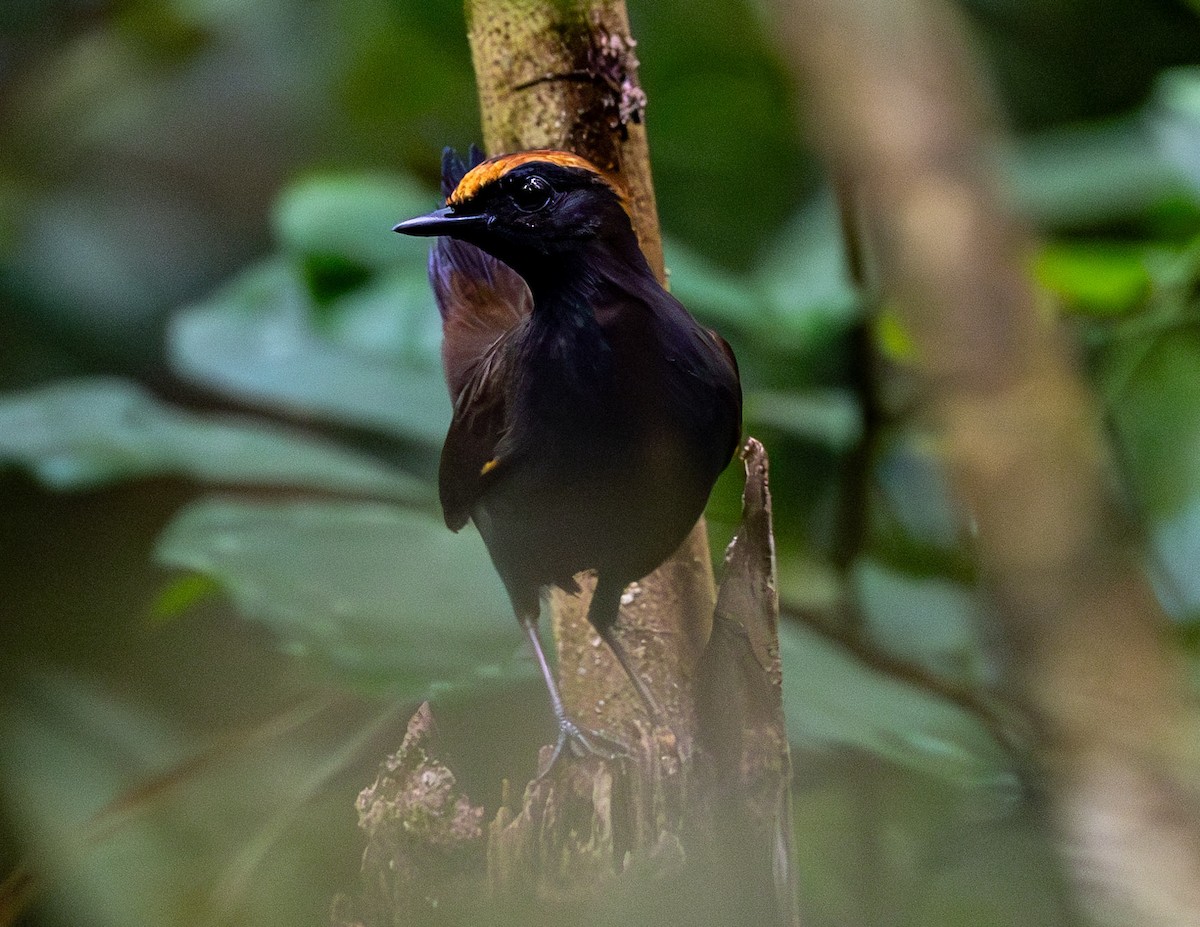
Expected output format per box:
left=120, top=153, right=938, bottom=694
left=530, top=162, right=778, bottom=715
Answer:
left=536, top=716, right=627, bottom=780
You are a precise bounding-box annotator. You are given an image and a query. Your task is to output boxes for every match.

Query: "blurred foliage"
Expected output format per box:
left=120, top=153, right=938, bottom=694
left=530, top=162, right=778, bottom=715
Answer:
left=4, top=1, right=1200, bottom=926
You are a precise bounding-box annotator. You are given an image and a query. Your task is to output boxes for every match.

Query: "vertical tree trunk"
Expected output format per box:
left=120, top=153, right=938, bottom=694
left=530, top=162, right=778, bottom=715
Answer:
left=467, top=0, right=665, bottom=275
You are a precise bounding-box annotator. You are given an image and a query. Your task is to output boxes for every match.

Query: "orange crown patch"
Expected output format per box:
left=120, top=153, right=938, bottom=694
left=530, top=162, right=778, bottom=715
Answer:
left=447, top=150, right=629, bottom=213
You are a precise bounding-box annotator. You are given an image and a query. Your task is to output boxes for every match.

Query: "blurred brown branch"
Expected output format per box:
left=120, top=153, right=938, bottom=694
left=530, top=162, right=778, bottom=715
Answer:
left=774, top=0, right=1200, bottom=924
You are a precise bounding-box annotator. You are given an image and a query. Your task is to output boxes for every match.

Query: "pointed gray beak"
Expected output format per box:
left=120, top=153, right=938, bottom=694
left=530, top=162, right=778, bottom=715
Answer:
left=393, top=207, right=487, bottom=237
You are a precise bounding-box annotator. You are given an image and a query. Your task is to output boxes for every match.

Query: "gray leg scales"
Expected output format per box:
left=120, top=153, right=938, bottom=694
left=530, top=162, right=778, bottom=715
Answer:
left=587, top=579, right=666, bottom=723
left=519, top=615, right=628, bottom=779
left=597, top=624, right=664, bottom=722
left=538, top=715, right=625, bottom=780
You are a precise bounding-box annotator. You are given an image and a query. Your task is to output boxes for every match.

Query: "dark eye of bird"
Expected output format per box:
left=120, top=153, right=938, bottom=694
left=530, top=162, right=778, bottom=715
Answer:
left=511, top=175, right=552, bottom=213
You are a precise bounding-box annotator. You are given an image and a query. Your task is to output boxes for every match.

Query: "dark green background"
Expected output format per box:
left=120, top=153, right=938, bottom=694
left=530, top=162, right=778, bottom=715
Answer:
left=3, top=1, right=1200, bottom=925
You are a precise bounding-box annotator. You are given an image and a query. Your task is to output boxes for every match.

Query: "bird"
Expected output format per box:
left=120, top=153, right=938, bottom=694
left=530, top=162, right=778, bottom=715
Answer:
left=394, top=146, right=742, bottom=771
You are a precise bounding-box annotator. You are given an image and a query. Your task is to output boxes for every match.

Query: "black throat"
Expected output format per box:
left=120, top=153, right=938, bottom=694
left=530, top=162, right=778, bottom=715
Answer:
left=517, top=225, right=655, bottom=319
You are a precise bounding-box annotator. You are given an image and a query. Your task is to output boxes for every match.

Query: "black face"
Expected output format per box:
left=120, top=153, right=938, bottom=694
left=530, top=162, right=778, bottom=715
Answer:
left=394, top=162, right=633, bottom=272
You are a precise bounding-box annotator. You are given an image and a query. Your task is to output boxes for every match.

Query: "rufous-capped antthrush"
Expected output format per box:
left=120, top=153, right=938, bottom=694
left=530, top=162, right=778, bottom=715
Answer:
left=395, top=147, right=742, bottom=771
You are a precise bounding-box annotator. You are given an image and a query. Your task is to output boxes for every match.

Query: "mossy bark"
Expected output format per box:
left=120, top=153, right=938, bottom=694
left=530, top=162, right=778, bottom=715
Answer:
left=465, top=0, right=664, bottom=277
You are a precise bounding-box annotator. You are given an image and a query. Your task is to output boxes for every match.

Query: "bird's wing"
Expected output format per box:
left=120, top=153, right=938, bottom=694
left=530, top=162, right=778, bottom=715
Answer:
left=707, top=328, right=744, bottom=464
left=437, top=331, right=518, bottom=531
left=429, top=147, right=531, bottom=401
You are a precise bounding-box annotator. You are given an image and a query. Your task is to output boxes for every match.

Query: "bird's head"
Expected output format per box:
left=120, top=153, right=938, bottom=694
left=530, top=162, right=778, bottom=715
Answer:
left=394, top=149, right=637, bottom=281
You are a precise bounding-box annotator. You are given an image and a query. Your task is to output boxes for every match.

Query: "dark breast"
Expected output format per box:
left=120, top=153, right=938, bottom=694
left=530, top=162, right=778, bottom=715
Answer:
left=474, top=294, right=740, bottom=593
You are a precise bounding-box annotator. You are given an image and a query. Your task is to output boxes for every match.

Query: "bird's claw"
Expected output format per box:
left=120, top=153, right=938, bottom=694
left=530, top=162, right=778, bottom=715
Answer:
left=536, top=716, right=627, bottom=780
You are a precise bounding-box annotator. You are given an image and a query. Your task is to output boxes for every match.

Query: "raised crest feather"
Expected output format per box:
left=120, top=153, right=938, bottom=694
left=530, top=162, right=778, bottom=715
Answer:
left=439, top=145, right=487, bottom=198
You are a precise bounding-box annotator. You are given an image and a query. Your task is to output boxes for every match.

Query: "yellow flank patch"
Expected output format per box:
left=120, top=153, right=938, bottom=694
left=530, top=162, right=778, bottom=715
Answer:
left=448, top=149, right=629, bottom=213
left=480, top=458, right=501, bottom=476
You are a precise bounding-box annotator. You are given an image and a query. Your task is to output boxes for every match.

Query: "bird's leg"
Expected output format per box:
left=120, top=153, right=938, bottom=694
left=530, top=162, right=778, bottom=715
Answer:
left=519, top=615, right=624, bottom=778
left=596, top=623, right=665, bottom=723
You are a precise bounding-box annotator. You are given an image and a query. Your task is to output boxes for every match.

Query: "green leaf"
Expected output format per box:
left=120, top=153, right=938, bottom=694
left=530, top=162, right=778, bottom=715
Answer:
left=853, top=559, right=983, bottom=685
left=743, top=388, right=862, bottom=450
left=0, top=378, right=430, bottom=498
left=753, top=193, right=860, bottom=333
left=1106, top=329, right=1200, bottom=518
left=300, top=252, right=373, bottom=306
left=272, top=172, right=436, bottom=273
left=1147, top=494, right=1200, bottom=621
left=1035, top=242, right=1151, bottom=315
left=874, top=307, right=917, bottom=363
left=1103, top=329, right=1200, bottom=617
left=1154, top=67, right=1200, bottom=197
left=321, top=267, right=444, bottom=365
left=0, top=674, right=391, bottom=927
left=169, top=264, right=450, bottom=445
left=871, top=428, right=971, bottom=575
left=666, top=191, right=862, bottom=356
left=1006, top=118, right=1189, bottom=227
left=155, top=498, right=533, bottom=691
left=663, top=236, right=768, bottom=331
left=149, top=572, right=222, bottom=624
left=779, top=620, right=1012, bottom=790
